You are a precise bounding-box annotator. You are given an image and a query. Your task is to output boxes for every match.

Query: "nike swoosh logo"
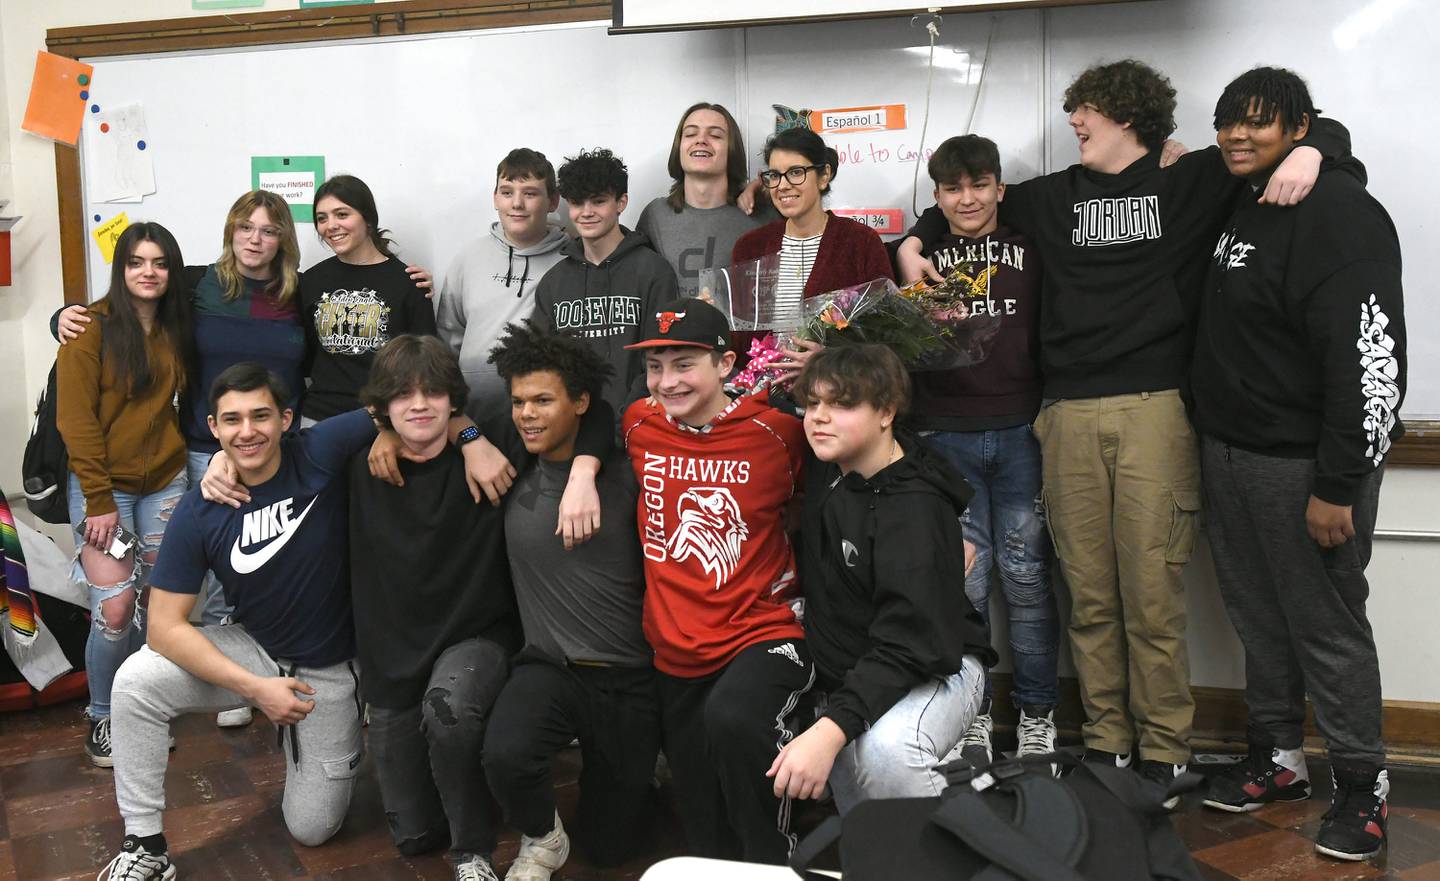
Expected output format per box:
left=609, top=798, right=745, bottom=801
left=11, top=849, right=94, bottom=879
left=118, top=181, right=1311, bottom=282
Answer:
left=229, top=497, right=320, bottom=575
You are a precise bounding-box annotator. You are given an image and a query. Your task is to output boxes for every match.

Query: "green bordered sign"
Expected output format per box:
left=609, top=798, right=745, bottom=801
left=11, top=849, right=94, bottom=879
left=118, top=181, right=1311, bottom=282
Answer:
left=250, top=155, right=325, bottom=222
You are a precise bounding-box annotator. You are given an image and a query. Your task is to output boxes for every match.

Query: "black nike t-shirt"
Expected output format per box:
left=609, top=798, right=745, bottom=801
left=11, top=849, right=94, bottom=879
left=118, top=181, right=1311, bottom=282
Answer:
left=149, top=410, right=377, bottom=667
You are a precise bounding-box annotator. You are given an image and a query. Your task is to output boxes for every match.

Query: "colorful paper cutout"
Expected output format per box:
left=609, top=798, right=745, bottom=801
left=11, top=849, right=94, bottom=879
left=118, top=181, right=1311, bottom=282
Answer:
left=251, top=156, right=326, bottom=221
left=92, top=213, right=131, bottom=264
left=20, top=52, right=94, bottom=145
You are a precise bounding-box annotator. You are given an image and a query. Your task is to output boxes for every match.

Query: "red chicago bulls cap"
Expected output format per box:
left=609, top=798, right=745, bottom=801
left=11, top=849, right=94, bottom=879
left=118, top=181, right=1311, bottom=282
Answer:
left=625, top=297, right=733, bottom=352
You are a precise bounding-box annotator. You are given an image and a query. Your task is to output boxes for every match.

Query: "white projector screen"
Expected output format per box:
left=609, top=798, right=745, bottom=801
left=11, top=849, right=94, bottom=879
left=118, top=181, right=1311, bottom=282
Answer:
left=611, top=0, right=1138, bottom=32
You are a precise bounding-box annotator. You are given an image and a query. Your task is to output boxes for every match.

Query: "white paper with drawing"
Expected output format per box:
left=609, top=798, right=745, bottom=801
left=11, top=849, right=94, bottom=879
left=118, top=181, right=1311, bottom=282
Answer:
left=87, top=103, right=156, bottom=203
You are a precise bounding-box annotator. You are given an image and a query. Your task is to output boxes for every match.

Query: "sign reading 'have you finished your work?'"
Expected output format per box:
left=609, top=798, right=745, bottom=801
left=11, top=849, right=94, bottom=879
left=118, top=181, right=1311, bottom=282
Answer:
left=251, top=156, right=326, bottom=222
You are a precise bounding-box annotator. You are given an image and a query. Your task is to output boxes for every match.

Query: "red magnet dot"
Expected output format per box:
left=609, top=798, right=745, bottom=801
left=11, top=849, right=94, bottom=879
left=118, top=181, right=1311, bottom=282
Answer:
left=100, top=123, right=110, bottom=133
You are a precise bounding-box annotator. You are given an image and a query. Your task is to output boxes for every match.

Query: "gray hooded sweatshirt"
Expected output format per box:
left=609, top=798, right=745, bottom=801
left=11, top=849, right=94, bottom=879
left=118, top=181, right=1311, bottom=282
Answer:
left=435, top=222, right=568, bottom=420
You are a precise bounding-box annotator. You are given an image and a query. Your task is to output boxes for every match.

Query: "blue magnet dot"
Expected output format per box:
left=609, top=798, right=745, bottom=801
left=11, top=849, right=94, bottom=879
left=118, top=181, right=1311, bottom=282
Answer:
left=91, top=104, right=100, bottom=113
left=79, top=90, right=89, bottom=100
left=94, top=214, right=102, bottom=222
left=137, top=140, right=147, bottom=151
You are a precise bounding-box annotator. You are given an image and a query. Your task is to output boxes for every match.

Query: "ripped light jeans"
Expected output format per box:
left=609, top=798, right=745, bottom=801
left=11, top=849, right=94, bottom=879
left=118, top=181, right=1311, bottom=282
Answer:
left=67, top=469, right=188, bottom=718
left=366, top=636, right=510, bottom=862
left=924, top=426, right=1059, bottom=708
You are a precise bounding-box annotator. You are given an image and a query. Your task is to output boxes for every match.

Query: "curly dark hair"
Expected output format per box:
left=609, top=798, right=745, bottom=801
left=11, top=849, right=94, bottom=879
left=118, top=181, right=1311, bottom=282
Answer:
left=556, top=148, right=628, bottom=203
left=488, top=321, right=613, bottom=404
left=1063, top=59, right=1177, bottom=151
left=360, top=335, right=468, bottom=429
left=1213, top=66, right=1318, bottom=134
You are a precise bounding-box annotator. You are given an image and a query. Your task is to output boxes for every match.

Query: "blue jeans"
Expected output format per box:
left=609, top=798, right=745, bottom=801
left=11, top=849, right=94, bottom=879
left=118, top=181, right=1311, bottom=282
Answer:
left=925, top=426, right=1059, bottom=708
left=67, top=470, right=188, bottom=718
left=185, top=449, right=236, bottom=626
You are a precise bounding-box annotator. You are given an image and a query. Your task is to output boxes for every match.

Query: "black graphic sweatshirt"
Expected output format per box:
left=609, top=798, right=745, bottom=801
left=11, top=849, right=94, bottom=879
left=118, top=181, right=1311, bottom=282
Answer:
left=909, top=119, right=1352, bottom=399
left=1190, top=165, right=1404, bottom=506
left=532, top=227, right=679, bottom=419
left=799, top=432, right=997, bottom=743
left=914, top=225, right=1043, bottom=429
left=301, top=255, right=437, bottom=420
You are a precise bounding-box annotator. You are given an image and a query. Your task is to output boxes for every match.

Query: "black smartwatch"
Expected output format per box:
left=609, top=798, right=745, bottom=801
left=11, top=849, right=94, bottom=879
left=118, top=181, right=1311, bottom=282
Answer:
left=456, top=425, right=482, bottom=447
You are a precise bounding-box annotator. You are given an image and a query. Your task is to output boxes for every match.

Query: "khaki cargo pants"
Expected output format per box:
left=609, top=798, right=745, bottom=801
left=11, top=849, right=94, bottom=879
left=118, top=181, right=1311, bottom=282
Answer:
left=1032, top=390, right=1200, bottom=764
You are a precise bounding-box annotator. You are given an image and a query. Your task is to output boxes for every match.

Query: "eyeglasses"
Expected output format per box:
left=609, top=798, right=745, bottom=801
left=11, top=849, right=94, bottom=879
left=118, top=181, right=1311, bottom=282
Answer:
left=236, top=221, right=282, bottom=241
left=759, top=165, right=823, bottom=188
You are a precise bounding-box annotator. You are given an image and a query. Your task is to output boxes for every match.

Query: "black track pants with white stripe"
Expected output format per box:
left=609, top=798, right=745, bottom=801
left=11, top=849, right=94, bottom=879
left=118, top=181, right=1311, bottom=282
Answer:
left=658, top=637, right=815, bottom=865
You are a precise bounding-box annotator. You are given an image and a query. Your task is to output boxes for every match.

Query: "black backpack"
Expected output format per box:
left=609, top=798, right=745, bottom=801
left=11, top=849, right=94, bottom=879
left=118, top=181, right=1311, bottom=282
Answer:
left=790, top=753, right=1204, bottom=881
left=21, top=362, right=70, bottom=525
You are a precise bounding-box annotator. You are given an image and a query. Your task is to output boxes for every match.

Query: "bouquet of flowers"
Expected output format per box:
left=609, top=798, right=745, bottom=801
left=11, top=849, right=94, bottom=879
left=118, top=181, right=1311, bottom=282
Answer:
left=898, top=263, right=1005, bottom=368
left=794, top=277, right=946, bottom=364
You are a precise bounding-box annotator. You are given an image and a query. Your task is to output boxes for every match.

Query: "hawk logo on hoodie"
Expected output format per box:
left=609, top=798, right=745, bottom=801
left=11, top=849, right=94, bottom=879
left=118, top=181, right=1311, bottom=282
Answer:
left=667, top=487, right=749, bottom=589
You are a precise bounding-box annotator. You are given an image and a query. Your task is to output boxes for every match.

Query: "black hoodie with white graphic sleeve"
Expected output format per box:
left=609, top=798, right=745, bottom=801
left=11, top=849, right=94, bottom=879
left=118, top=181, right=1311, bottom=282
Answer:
left=1190, top=167, right=1404, bottom=506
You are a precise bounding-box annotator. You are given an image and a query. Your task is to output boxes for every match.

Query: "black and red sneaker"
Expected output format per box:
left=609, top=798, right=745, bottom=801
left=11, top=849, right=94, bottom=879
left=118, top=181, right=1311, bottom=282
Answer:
left=1315, top=768, right=1389, bottom=861
left=1202, top=746, right=1311, bottom=813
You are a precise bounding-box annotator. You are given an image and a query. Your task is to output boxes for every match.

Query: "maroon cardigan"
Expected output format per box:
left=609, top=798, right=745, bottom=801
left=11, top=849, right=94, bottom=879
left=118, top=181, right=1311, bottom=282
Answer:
left=732, top=211, right=896, bottom=296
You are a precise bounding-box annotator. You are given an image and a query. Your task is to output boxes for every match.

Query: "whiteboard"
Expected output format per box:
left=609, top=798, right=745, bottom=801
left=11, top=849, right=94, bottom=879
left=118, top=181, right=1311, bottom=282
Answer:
left=78, top=0, right=1437, bottom=417
left=78, top=22, right=740, bottom=302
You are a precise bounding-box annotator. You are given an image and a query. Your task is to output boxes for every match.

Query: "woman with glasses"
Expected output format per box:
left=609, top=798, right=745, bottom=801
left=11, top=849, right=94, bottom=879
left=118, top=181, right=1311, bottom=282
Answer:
left=732, top=127, right=894, bottom=376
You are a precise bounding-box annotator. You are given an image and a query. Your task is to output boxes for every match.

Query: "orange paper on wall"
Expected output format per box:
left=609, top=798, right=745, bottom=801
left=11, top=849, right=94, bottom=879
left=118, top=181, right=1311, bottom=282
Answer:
left=21, top=52, right=94, bottom=145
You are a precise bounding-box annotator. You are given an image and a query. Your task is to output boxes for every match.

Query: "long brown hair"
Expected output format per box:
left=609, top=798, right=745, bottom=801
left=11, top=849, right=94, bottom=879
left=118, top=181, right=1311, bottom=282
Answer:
left=100, top=222, right=197, bottom=395
left=215, top=190, right=301, bottom=303
left=665, top=102, right=750, bottom=212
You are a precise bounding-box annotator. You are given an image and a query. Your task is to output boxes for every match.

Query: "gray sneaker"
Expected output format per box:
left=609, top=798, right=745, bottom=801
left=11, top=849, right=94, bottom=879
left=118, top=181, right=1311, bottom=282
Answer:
left=505, top=811, right=571, bottom=881
left=957, top=703, right=994, bottom=766
left=1015, top=704, right=1057, bottom=757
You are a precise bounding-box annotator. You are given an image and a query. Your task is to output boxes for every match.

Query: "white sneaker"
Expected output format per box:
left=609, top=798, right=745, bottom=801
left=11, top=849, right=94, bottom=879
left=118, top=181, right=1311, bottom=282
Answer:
left=454, top=854, right=499, bottom=881
left=216, top=706, right=253, bottom=728
left=505, top=812, right=571, bottom=881
left=1016, top=704, right=1058, bottom=756
left=97, top=835, right=176, bottom=880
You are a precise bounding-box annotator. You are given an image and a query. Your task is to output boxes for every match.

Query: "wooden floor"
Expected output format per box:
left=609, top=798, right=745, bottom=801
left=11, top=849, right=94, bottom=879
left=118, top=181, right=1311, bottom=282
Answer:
left=0, top=700, right=1437, bottom=880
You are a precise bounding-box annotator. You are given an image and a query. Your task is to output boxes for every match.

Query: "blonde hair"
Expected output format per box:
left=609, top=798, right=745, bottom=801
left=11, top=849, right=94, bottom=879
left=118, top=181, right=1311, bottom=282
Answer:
left=215, top=190, right=300, bottom=303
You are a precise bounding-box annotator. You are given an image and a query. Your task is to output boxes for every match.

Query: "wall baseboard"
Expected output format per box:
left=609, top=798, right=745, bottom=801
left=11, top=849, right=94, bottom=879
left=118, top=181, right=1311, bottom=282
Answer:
left=986, top=673, right=1440, bottom=765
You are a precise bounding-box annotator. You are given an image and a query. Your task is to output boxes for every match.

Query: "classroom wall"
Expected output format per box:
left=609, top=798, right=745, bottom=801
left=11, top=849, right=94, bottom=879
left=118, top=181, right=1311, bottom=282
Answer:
left=2, top=1, right=1437, bottom=703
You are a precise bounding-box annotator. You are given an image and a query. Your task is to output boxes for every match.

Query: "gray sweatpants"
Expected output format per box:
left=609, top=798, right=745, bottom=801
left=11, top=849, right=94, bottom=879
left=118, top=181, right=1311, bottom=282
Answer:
left=1199, top=436, right=1385, bottom=772
left=111, top=623, right=364, bottom=845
